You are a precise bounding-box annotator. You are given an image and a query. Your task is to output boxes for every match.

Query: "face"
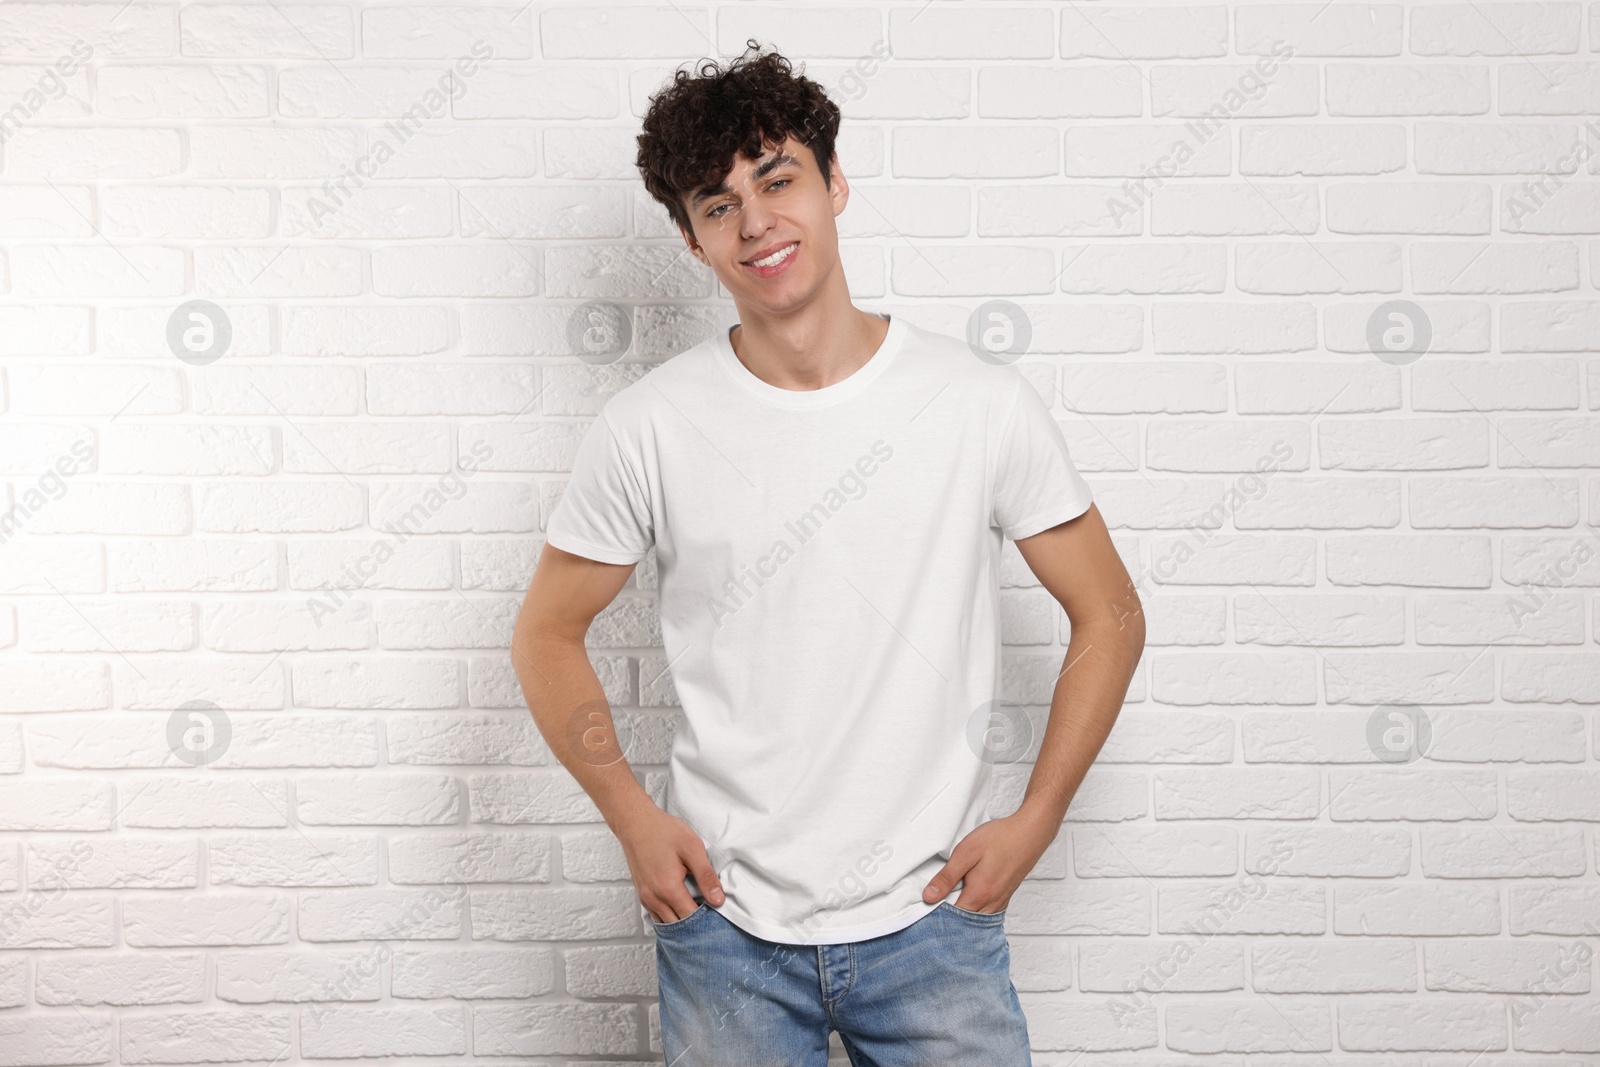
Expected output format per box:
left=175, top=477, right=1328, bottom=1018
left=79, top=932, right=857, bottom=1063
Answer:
left=679, top=134, right=848, bottom=314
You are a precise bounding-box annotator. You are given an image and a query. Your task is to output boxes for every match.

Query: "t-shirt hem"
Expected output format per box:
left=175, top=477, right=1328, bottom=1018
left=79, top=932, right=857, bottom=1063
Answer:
left=1005, top=492, right=1094, bottom=542
left=711, top=898, right=943, bottom=945
left=543, top=529, right=647, bottom=566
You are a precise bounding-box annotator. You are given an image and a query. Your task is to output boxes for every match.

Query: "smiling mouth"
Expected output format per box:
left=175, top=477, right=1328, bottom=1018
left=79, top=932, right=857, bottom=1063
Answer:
left=743, top=241, right=798, bottom=268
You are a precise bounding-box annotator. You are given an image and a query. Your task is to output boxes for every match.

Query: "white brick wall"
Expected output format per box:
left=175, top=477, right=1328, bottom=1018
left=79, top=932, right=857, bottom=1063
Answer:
left=1, top=1, right=1597, bottom=1062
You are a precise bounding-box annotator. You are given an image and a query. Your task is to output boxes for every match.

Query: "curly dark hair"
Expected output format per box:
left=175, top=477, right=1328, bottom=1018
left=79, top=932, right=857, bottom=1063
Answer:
left=636, top=39, right=842, bottom=239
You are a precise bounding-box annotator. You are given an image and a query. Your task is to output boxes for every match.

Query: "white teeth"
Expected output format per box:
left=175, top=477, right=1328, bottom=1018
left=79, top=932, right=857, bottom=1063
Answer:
left=749, top=242, right=797, bottom=268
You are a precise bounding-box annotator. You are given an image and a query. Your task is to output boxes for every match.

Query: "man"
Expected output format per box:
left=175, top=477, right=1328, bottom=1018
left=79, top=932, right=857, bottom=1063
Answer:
left=511, top=42, right=1144, bottom=1066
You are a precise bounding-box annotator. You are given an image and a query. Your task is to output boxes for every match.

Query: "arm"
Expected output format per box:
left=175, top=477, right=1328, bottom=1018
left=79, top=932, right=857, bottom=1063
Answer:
left=921, top=502, right=1145, bottom=912
left=1011, top=501, right=1145, bottom=827
left=511, top=542, right=726, bottom=923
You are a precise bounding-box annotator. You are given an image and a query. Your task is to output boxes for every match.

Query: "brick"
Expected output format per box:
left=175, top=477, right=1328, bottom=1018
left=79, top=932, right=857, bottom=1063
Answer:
left=0, top=662, right=111, bottom=711
left=36, top=953, right=206, bottom=1005
left=472, top=1001, right=638, bottom=1055
left=196, top=482, right=364, bottom=533
left=119, top=1010, right=292, bottom=1058
left=209, top=835, right=378, bottom=886
left=0, top=186, right=96, bottom=238
left=459, top=540, right=539, bottom=591
left=389, top=947, right=555, bottom=999
left=103, top=424, right=275, bottom=476
left=387, top=832, right=550, bottom=883
left=0, top=1017, right=112, bottom=1062
left=298, top=888, right=464, bottom=941
left=1236, top=4, right=1402, bottom=56
left=118, top=778, right=291, bottom=829
left=189, top=365, right=362, bottom=417
left=121, top=895, right=294, bottom=947
left=214, top=949, right=381, bottom=1003
left=109, top=540, right=277, bottom=593
left=361, top=6, right=533, bottom=59
left=98, top=64, right=270, bottom=118
left=300, top=1005, right=466, bottom=1057
left=181, top=4, right=354, bottom=58
left=0, top=4, right=173, bottom=57
left=295, top=773, right=462, bottom=825
left=1061, top=6, right=1227, bottom=59
left=288, top=538, right=452, bottom=591
left=1411, top=3, right=1581, bottom=56
left=4, top=127, right=183, bottom=178
left=291, top=658, right=459, bottom=709
left=102, top=186, right=273, bottom=239
left=385, top=712, right=548, bottom=766
left=366, top=364, right=539, bottom=416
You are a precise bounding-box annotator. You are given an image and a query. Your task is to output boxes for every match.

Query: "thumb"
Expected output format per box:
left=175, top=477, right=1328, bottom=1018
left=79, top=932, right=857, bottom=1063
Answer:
left=922, top=855, right=970, bottom=904
left=687, top=846, right=725, bottom=906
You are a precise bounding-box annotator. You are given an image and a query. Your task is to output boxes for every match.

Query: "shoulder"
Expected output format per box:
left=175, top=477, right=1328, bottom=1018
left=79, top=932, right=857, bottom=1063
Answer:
left=589, top=333, right=723, bottom=436
left=896, top=319, right=1038, bottom=410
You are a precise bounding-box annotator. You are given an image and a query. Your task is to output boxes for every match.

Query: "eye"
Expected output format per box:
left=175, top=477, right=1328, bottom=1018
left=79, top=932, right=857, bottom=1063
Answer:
left=707, top=204, right=731, bottom=218
left=769, top=179, right=791, bottom=190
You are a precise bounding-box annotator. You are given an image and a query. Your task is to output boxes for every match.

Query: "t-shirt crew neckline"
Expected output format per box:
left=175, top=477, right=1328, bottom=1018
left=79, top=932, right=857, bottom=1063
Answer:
left=715, top=313, right=905, bottom=410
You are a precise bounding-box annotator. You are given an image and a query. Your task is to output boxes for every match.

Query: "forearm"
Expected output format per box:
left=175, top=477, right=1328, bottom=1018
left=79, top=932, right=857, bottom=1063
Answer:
left=1016, top=616, right=1144, bottom=829
left=511, top=628, right=657, bottom=832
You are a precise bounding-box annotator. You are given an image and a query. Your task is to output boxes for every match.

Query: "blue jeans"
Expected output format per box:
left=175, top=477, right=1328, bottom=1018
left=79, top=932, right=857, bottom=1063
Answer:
left=653, top=900, right=1031, bottom=1066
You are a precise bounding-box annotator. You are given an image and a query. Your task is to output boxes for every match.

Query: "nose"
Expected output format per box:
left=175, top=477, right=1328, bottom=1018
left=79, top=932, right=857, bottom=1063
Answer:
left=737, top=180, right=775, bottom=239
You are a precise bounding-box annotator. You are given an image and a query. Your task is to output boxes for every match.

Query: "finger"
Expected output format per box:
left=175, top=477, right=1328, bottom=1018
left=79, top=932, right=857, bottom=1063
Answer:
left=650, top=894, right=699, bottom=924
left=687, top=849, right=725, bottom=905
left=653, top=873, right=702, bottom=923
left=921, top=855, right=973, bottom=903
left=953, top=877, right=997, bottom=912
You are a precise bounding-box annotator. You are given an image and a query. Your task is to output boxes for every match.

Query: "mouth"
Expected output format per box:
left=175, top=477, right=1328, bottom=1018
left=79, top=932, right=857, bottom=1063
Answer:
left=742, top=241, right=799, bottom=278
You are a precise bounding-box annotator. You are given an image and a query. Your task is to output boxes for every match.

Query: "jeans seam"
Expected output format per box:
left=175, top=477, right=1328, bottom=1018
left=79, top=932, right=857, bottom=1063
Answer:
left=820, top=943, right=856, bottom=1007
left=942, top=901, right=1005, bottom=922
left=650, top=902, right=707, bottom=932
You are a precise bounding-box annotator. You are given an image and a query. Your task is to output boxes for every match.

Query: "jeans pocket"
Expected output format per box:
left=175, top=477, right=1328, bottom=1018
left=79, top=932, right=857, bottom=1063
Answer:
left=650, top=902, right=709, bottom=931
left=942, top=900, right=1006, bottom=923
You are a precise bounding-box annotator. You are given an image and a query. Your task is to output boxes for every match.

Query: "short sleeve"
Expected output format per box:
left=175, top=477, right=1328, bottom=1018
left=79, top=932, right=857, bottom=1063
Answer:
left=544, top=410, right=654, bottom=565
left=990, top=377, right=1094, bottom=541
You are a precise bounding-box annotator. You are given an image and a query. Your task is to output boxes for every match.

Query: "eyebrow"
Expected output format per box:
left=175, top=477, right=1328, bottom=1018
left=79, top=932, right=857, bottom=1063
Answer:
left=689, top=152, right=800, bottom=209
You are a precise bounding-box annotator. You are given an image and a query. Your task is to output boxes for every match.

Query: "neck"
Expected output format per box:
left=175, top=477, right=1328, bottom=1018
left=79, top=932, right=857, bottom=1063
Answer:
left=728, top=307, right=890, bottom=392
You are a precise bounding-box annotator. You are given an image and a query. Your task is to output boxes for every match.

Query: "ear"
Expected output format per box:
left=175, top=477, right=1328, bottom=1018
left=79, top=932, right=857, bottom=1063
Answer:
left=678, top=222, right=706, bottom=264
left=827, top=152, right=849, bottom=216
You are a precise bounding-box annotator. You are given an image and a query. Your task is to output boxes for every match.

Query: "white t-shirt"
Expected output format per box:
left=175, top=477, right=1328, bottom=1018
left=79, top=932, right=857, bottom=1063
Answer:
left=544, top=313, right=1094, bottom=945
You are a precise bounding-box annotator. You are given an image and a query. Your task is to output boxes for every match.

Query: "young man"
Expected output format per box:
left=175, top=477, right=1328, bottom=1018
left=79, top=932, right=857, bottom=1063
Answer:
left=512, top=43, right=1143, bottom=1066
